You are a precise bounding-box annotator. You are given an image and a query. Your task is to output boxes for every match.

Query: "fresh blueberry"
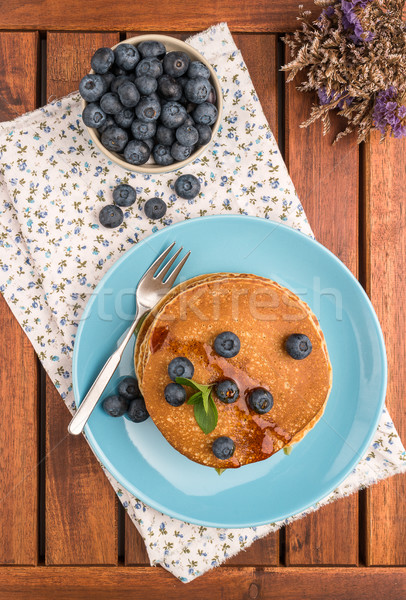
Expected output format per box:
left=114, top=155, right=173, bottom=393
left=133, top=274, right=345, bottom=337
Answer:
left=91, top=47, right=115, bottom=74
left=184, top=77, right=211, bottom=104
left=187, top=60, right=210, bottom=79
left=215, top=380, right=239, bottom=404
left=163, top=51, right=190, bottom=77
left=168, top=357, right=194, bottom=381
left=98, top=115, right=115, bottom=134
left=79, top=74, right=106, bottom=102
left=127, top=397, right=149, bottom=423
left=249, top=388, right=274, bottom=414
left=102, top=394, right=128, bottom=417
left=135, top=96, right=161, bottom=122
left=285, top=333, right=312, bottom=360
left=153, top=144, right=174, bottom=166
left=123, top=140, right=150, bottom=165
left=142, top=91, right=160, bottom=103
left=82, top=102, right=107, bottom=129
left=131, top=119, right=156, bottom=140
left=114, top=108, right=134, bottom=129
left=160, top=101, right=187, bottom=129
left=113, top=184, right=137, bottom=207
left=171, top=142, right=193, bottom=162
left=112, top=65, right=127, bottom=77
left=144, top=138, right=155, bottom=151
left=102, top=72, right=116, bottom=90
left=157, top=74, right=182, bottom=101
left=99, top=204, right=124, bottom=228
left=110, top=74, right=132, bottom=94
left=214, top=331, right=240, bottom=358
left=174, top=174, right=200, bottom=199
left=155, top=124, right=175, bottom=146
left=176, top=124, right=199, bottom=147
left=118, top=376, right=139, bottom=399
left=192, top=102, right=218, bottom=125
left=177, top=75, right=189, bottom=88
left=212, top=436, right=235, bottom=460
left=114, top=43, right=140, bottom=70
left=195, top=123, right=212, bottom=146
left=101, top=126, right=128, bottom=152
left=134, top=75, right=158, bottom=96
left=138, top=40, right=166, bottom=59
left=207, top=85, right=217, bottom=105
left=117, top=81, right=140, bottom=107
left=100, top=92, right=124, bottom=115
left=183, top=114, right=195, bottom=127
left=136, top=57, right=163, bottom=79
left=164, top=382, right=187, bottom=406
left=144, top=198, right=167, bottom=219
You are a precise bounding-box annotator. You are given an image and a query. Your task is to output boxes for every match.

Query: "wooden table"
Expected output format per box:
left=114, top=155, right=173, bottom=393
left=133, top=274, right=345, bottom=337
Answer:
left=0, top=2, right=405, bottom=598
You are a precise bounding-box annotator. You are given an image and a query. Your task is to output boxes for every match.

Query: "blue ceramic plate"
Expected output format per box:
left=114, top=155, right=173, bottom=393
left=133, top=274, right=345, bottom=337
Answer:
left=73, top=215, right=386, bottom=527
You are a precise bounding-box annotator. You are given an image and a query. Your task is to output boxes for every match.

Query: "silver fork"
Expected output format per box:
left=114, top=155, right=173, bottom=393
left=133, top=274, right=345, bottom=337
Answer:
left=68, top=242, right=190, bottom=435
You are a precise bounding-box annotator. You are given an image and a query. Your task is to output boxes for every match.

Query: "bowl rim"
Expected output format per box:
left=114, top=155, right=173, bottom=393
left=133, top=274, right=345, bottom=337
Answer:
left=82, top=33, right=223, bottom=174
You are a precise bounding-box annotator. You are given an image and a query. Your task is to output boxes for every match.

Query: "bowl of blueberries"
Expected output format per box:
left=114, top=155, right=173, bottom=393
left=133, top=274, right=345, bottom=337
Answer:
left=80, top=34, right=222, bottom=173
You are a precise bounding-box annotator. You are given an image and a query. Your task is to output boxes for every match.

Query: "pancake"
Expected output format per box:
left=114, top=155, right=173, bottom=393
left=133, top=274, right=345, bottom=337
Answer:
left=135, top=273, right=332, bottom=469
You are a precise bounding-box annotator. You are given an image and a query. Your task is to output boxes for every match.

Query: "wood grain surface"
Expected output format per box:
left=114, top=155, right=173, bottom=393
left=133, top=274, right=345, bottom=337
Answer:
left=0, top=31, right=40, bottom=565
left=364, top=132, right=406, bottom=565
left=284, top=51, right=359, bottom=565
left=44, top=32, right=120, bottom=565
left=2, top=1, right=319, bottom=32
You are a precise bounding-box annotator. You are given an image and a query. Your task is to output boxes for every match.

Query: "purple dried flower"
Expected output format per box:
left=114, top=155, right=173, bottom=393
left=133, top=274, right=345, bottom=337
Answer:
left=372, top=87, right=406, bottom=138
left=318, top=87, right=353, bottom=109
left=341, top=0, right=374, bottom=43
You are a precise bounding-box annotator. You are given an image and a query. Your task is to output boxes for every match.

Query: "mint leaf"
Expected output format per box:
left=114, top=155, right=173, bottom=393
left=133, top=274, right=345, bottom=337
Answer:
left=193, top=393, right=218, bottom=434
left=187, top=391, right=202, bottom=405
left=283, top=446, right=293, bottom=455
left=215, top=468, right=226, bottom=475
left=201, top=387, right=211, bottom=413
left=175, top=377, right=208, bottom=393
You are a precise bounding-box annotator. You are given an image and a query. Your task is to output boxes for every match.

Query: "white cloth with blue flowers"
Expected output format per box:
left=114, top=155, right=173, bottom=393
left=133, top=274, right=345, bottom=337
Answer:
left=0, top=23, right=404, bottom=582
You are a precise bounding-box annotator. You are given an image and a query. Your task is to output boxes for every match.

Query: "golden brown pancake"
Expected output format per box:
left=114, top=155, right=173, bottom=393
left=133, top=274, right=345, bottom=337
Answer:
left=135, top=273, right=332, bottom=469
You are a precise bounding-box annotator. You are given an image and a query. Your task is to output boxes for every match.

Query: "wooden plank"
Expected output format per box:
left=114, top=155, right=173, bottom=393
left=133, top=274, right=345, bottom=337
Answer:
left=45, top=32, right=120, bottom=565
left=0, top=31, right=39, bottom=566
left=125, top=513, right=150, bottom=565
left=0, top=566, right=404, bottom=599
left=284, top=52, right=359, bottom=565
left=364, top=131, right=406, bottom=565
left=3, top=2, right=318, bottom=32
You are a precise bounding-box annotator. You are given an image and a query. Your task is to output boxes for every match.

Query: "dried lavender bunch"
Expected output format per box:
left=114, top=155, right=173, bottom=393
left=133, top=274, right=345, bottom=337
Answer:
left=282, top=0, right=406, bottom=142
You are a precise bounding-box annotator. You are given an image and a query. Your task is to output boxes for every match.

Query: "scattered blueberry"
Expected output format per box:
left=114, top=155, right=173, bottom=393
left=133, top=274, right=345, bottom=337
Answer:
left=100, top=92, right=124, bottom=114
left=91, top=47, right=114, bottom=74
left=102, top=394, right=128, bottom=417
left=195, top=123, right=212, bottom=145
left=164, top=382, right=187, bottom=406
left=215, top=380, right=239, bottom=404
left=163, top=51, right=190, bottom=77
left=171, top=142, right=192, bottom=162
left=212, top=436, right=235, bottom=460
left=248, top=388, right=274, bottom=414
left=127, top=397, right=149, bottom=423
left=117, top=81, right=140, bottom=107
left=184, top=77, right=211, bottom=104
left=79, top=73, right=106, bottom=102
left=114, top=43, right=140, bottom=70
left=192, top=102, right=218, bottom=125
left=135, top=96, right=161, bottom=122
left=176, top=124, right=199, bottom=147
left=131, top=119, right=156, bottom=141
left=144, top=197, right=167, bottom=219
left=138, top=40, right=166, bottom=59
left=160, top=101, right=187, bottom=129
left=158, top=74, right=182, bottom=101
left=155, top=124, right=175, bottom=146
left=285, top=334, right=312, bottom=360
left=99, top=204, right=124, bottom=228
left=153, top=144, right=174, bottom=166
left=135, top=75, right=158, bottom=96
left=114, top=108, right=134, bottom=129
left=123, top=140, right=150, bottom=165
left=168, top=357, right=194, bottom=381
left=101, top=126, right=128, bottom=152
left=187, top=60, right=210, bottom=79
left=174, top=174, right=200, bottom=199
left=113, top=184, right=137, bottom=208
left=118, top=376, right=140, bottom=399
left=82, top=102, right=106, bottom=129
left=136, top=57, right=163, bottom=79
left=213, top=331, right=240, bottom=358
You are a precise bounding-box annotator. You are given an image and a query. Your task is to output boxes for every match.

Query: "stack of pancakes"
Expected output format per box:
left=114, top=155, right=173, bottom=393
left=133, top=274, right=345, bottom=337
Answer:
left=134, top=273, right=332, bottom=469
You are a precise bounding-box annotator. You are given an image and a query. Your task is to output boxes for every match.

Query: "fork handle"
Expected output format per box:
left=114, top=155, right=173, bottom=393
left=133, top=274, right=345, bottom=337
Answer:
left=68, top=307, right=145, bottom=436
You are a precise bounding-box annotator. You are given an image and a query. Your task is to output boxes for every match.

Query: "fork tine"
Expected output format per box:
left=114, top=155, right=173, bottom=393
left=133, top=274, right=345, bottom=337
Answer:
left=154, top=246, right=183, bottom=280
left=142, top=242, right=175, bottom=280
left=164, top=251, right=191, bottom=287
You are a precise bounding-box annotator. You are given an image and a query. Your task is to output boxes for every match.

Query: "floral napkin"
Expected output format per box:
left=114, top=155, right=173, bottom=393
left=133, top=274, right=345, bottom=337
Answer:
left=0, top=23, right=404, bottom=583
